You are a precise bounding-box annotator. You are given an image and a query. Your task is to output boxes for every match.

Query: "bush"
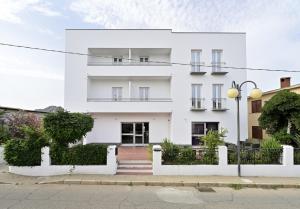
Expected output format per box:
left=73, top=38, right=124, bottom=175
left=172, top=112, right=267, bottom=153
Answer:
left=161, top=139, right=180, bottom=163
left=294, top=150, right=300, bottom=165
left=51, top=144, right=107, bottom=165
left=177, top=147, right=196, bottom=164
left=260, top=138, right=282, bottom=164
left=4, top=126, right=48, bottom=166
left=272, top=130, right=293, bottom=145
left=6, top=111, right=41, bottom=138
left=44, top=110, right=94, bottom=145
left=0, top=125, right=10, bottom=145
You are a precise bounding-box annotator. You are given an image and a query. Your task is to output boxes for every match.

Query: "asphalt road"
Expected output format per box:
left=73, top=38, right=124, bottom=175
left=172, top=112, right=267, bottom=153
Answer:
left=0, top=184, right=299, bottom=209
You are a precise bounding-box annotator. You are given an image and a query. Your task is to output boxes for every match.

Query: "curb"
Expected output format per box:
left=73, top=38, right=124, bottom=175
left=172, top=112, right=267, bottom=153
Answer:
left=38, top=179, right=300, bottom=189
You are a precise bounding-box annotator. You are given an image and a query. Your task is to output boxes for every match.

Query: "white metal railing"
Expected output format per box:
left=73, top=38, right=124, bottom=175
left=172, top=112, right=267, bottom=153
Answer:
left=87, top=98, right=172, bottom=102
left=211, top=62, right=226, bottom=72
left=212, top=98, right=227, bottom=110
left=191, top=98, right=205, bottom=109
left=87, top=60, right=171, bottom=66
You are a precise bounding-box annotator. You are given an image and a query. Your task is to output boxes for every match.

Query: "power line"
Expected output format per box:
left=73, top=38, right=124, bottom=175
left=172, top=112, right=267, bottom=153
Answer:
left=1, top=42, right=300, bottom=73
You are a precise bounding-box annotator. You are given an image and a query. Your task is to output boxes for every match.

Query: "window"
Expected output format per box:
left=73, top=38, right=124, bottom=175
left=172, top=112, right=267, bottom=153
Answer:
left=113, top=57, right=123, bottom=64
left=212, top=50, right=222, bottom=72
left=192, top=122, right=219, bottom=145
left=252, top=126, right=263, bottom=139
left=212, top=84, right=223, bottom=109
left=191, top=84, right=202, bottom=109
left=191, top=50, right=201, bottom=72
left=112, top=87, right=122, bottom=101
left=139, top=87, right=149, bottom=100
left=139, top=57, right=149, bottom=63
left=251, top=100, right=262, bottom=113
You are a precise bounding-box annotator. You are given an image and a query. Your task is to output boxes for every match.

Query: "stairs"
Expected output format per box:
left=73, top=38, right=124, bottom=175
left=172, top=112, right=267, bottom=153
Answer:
left=117, top=160, right=152, bottom=175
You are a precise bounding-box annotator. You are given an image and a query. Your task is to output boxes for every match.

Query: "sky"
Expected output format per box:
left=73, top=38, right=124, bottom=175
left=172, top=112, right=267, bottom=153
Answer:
left=0, top=0, right=300, bottom=110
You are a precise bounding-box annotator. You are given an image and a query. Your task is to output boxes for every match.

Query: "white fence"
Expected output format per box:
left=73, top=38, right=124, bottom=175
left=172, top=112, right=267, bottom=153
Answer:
left=152, top=145, right=300, bottom=177
left=9, top=145, right=117, bottom=176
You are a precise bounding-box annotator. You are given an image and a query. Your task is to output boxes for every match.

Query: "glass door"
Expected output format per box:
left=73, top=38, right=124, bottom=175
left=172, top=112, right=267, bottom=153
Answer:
left=121, top=122, right=149, bottom=144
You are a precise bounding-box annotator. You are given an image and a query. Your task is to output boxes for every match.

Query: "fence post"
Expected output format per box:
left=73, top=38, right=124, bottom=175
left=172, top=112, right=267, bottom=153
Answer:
left=41, top=147, right=50, bottom=167
left=107, top=145, right=117, bottom=174
left=152, top=145, right=162, bottom=175
left=282, top=145, right=294, bottom=166
left=218, top=145, right=228, bottom=166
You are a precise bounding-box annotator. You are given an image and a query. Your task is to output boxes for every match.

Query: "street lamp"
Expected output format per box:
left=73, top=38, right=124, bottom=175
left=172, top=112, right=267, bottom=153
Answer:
left=227, top=81, right=262, bottom=177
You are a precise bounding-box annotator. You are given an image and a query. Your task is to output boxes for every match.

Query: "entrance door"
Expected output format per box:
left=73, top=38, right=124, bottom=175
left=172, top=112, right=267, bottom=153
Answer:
left=121, top=122, right=149, bottom=144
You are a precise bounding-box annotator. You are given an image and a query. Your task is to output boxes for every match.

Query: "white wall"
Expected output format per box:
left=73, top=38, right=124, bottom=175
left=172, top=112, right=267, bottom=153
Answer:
left=0, top=146, right=5, bottom=164
left=65, top=29, right=247, bottom=145
left=88, top=78, right=171, bottom=99
left=86, top=113, right=171, bottom=144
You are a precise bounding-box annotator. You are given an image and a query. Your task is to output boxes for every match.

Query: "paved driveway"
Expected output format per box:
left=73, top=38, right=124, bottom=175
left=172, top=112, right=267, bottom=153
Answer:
left=0, top=184, right=299, bottom=209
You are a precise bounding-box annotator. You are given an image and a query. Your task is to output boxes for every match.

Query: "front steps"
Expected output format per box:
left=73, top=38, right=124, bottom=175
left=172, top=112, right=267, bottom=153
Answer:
left=117, top=160, right=152, bottom=175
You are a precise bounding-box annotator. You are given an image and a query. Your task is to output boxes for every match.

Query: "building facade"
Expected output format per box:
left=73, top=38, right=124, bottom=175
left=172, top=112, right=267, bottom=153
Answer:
left=248, top=77, right=300, bottom=142
left=64, top=29, right=247, bottom=146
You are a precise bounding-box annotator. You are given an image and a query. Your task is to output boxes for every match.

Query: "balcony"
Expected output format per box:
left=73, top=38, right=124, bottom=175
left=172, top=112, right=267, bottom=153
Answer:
left=87, top=48, right=171, bottom=66
left=86, top=76, right=172, bottom=113
left=190, top=98, right=206, bottom=111
left=211, top=62, right=228, bottom=75
left=212, top=98, right=228, bottom=111
left=190, top=62, right=206, bottom=75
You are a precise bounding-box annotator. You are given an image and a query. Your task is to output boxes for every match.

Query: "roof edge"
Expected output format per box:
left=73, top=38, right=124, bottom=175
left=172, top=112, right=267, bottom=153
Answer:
left=65, top=29, right=246, bottom=34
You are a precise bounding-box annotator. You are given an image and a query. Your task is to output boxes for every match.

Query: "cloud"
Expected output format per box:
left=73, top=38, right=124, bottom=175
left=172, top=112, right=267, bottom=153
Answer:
left=0, top=0, right=61, bottom=24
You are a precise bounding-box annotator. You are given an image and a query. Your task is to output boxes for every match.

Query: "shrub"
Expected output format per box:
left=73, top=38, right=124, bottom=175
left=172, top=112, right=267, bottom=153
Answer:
left=177, top=147, right=196, bottom=164
left=202, top=129, right=226, bottom=150
left=51, top=144, right=107, bottom=165
left=294, top=149, right=300, bottom=165
left=4, top=126, right=48, bottom=166
left=0, top=125, right=10, bottom=145
left=6, top=111, right=41, bottom=138
left=260, top=138, right=282, bottom=164
left=44, top=110, right=94, bottom=145
left=272, top=130, right=293, bottom=145
left=161, top=139, right=180, bottom=163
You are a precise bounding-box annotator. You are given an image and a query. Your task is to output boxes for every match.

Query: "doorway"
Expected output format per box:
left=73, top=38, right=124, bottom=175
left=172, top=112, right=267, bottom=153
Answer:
left=121, top=122, right=149, bottom=145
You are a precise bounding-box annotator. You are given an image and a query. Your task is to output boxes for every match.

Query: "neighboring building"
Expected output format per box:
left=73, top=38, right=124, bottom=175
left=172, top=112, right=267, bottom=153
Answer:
left=64, top=29, right=247, bottom=146
left=248, top=77, right=300, bottom=142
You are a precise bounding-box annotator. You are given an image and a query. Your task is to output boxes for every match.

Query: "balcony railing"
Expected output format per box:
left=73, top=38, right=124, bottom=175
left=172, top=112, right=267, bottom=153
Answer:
left=190, top=62, right=206, bottom=75
left=212, top=98, right=227, bottom=111
left=87, top=98, right=172, bottom=102
left=191, top=98, right=205, bottom=111
left=87, top=61, right=171, bottom=66
left=211, top=62, right=228, bottom=75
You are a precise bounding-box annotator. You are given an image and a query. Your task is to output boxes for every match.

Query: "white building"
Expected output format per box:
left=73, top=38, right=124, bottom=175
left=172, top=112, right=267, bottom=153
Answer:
left=64, top=29, right=247, bottom=146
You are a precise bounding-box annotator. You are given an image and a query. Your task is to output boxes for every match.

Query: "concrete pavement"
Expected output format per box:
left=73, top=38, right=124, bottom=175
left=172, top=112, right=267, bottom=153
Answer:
left=0, top=184, right=300, bottom=209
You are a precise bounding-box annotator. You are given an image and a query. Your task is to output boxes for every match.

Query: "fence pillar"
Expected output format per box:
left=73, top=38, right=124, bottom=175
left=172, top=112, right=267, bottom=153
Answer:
left=107, top=145, right=117, bottom=174
left=282, top=145, right=294, bottom=166
left=218, top=145, right=228, bottom=166
left=41, top=147, right=50, bottom=167
left=0, top=146, right=5, bottom=164
left=152, top=145, right=162, bottom=175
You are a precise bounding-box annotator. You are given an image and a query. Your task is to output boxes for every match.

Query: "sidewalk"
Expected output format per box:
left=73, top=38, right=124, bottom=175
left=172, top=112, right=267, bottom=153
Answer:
left=1, top=164, right=300, bottom=188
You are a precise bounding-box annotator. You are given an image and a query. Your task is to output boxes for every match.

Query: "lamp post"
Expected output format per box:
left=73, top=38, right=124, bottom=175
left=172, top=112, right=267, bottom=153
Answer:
left=227, top=81, right=262, bottom=177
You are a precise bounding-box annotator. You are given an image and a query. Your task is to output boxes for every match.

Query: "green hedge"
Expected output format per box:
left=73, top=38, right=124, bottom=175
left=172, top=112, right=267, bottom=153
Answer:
left=4, top=138, right=47, bottom=166
left=51, top=144, right=108, bottom=165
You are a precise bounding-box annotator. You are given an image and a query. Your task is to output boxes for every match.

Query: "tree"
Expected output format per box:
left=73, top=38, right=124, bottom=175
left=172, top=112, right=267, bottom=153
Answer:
left=259, top=90, right=300, bottom=134
left=43, top=110, right=94, bottom=145
left=6, top=111, right=42, bottom=138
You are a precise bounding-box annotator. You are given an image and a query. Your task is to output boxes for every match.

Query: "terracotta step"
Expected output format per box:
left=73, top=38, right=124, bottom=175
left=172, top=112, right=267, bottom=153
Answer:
left=118, top=160, right=152, bottom=165
left=116, top=171, right=153, bottom=175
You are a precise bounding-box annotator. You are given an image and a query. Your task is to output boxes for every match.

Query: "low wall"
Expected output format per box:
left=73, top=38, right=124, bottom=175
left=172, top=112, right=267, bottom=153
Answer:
left=9, top=145, right=117, bottom=176
left=0, top=146, right=5, bottom=164
left=152, top=145, right=300, bottom=177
